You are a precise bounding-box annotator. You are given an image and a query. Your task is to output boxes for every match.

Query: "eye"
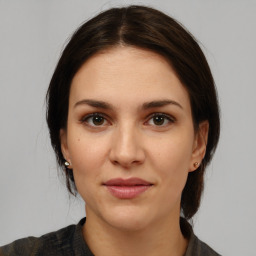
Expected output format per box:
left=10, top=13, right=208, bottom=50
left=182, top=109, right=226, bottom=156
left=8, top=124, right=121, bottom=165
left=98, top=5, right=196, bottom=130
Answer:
left=147, top=113, right=174, bottom=126
left=81, top=113, right=108, bottom=127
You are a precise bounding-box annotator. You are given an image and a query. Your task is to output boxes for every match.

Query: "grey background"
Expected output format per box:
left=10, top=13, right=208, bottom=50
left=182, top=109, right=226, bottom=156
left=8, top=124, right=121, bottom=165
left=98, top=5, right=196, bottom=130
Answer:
left=0, top=0, right=255, bottom=255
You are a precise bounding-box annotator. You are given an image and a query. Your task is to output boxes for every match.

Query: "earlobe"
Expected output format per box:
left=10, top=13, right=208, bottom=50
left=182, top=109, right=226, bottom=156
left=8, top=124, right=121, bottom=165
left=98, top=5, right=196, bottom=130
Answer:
left=60, top=129, right=71, bottom=167
left=189, top=121, right=209, bottom=172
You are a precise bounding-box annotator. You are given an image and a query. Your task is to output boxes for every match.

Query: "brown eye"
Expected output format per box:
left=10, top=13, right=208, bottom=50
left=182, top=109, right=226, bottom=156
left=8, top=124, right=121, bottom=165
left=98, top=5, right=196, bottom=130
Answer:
left=92, top=116, right=105, bottom=126
left=82, top=113, right=108, bottom=127
left=147, top=113, right=174, bottom=127
left=153, top=115, right=165, bottom=126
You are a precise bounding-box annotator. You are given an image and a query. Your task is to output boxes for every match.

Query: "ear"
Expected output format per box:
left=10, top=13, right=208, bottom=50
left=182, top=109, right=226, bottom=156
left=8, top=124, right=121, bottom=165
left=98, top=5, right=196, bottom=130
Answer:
left=60, top=128, right=72, bottom=168
left=189, top=121, right=209, bottom=172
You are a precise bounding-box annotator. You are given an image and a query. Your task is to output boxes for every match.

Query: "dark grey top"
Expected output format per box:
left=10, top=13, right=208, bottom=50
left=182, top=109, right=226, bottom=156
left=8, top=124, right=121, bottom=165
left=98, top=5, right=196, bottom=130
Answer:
left=0, top=218, right=221, bottom=256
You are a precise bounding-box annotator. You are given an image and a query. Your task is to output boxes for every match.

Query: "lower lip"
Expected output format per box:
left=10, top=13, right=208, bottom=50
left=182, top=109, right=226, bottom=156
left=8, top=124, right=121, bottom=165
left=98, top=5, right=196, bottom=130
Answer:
left=105, top=185, right=151, bottom=199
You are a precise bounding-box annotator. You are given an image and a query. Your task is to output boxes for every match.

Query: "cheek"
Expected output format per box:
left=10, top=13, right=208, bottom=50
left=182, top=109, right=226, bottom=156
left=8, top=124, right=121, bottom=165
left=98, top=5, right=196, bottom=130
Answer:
left=151, top=134, right=193, bottom=165
left=68, top=130, right=107, bottom=165
left=67, top=131, right=110, bottom=186
left=67, top=133, right=109, bottom=204
left=149, top=133, right=194, bottom=185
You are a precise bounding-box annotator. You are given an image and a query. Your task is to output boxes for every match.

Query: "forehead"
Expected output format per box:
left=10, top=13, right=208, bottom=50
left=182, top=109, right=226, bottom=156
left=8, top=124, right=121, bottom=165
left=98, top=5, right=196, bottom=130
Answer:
left=70, top=46, right=191, bottom=111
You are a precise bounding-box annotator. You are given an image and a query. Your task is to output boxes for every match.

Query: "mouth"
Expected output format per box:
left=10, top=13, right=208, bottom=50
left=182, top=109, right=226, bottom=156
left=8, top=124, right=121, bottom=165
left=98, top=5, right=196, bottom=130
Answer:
left=103, top=178, right=153, bottom=199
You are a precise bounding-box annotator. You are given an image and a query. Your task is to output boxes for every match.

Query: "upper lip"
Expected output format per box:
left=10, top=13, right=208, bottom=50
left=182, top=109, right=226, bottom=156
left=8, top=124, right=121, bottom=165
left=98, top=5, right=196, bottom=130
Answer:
left=103, top=178, right=152, bottom=186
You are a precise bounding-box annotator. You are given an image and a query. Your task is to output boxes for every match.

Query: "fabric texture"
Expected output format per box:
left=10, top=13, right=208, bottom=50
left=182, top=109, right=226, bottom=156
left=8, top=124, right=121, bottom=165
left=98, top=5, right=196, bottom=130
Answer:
left=0, top=218, right=221, bottom=256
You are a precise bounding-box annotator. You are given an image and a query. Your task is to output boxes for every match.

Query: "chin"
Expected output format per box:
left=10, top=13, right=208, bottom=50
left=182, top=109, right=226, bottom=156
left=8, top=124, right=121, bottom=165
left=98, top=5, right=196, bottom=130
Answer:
left=101, top=205, right=155, bottom=232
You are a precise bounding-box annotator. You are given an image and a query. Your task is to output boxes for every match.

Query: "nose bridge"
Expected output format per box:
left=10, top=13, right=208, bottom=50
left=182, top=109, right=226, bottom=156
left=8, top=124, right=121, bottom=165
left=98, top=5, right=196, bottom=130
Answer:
left=110, top=121, right=144, bottom=167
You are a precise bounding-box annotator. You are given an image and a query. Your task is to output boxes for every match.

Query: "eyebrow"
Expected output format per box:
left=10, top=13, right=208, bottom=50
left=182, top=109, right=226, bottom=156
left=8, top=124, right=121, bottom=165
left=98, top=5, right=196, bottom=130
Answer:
left=74, top=99, right=183, bottom=110
left=142, top=100, right=183, bottom=110
left=74, top=99, right=113, bottom=109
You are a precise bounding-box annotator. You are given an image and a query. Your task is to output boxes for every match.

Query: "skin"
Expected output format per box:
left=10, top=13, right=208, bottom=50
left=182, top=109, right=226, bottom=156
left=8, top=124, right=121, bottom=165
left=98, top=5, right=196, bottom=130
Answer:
left=60, top=46, right=208, bottom=256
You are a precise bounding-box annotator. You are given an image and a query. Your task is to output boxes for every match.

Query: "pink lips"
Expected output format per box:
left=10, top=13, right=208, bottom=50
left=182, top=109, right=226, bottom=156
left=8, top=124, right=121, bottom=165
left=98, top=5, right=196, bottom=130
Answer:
left=103, top=178, right=153, bottom=199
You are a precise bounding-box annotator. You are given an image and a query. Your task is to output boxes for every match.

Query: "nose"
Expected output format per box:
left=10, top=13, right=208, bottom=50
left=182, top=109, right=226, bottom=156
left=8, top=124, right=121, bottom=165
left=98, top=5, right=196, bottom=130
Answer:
left=109, top=125, right=145, bottom=168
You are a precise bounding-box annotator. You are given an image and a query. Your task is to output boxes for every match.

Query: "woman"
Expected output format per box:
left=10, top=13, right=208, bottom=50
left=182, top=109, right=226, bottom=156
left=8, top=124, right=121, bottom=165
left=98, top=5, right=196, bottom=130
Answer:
left=0, top=5, right=221, bottom=256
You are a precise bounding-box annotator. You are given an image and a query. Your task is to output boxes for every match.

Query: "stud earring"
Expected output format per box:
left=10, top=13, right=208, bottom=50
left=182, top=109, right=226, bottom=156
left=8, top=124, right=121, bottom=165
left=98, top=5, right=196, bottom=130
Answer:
left=64, top=161, right=70, bottom=167
left=193, top=162, right=199, bottom=168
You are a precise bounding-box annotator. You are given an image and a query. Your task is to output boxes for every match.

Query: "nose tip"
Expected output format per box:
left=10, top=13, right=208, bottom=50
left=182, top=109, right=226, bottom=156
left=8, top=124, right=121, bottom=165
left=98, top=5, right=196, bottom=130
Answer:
left=109, top=128, right=145, bottom=168
left=111, top=151, right=143, bottom=168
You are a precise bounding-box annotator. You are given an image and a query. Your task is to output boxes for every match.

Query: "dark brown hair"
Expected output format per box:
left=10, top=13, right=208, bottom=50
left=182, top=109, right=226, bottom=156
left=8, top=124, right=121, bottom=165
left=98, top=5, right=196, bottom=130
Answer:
left=46, top=5, right=220, bottom=220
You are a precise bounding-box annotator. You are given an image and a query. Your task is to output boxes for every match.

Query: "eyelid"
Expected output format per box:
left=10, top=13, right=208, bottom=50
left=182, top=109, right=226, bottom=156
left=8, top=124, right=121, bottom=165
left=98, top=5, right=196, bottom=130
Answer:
left=79, top=112, right=175, bottom=127
left=80, top=112, right=111, bottom=126
left=145, top=112, right=176, bottom=126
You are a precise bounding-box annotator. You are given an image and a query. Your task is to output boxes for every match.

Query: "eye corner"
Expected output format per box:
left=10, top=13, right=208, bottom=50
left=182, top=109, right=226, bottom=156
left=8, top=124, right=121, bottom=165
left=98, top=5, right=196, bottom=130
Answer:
left=145, top=112, right=176, bottom=127
left=80, top=112, right=111, bottom=128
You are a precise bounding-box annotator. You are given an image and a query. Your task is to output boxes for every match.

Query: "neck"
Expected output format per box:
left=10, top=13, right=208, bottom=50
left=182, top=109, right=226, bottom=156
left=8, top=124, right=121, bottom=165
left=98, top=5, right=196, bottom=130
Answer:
left=83, top=211, right=188, bottom=256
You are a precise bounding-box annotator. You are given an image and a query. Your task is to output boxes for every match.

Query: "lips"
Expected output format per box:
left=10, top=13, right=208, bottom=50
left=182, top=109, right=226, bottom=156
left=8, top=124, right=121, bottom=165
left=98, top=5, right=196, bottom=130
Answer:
left=103, top=178, right=153, bottom=199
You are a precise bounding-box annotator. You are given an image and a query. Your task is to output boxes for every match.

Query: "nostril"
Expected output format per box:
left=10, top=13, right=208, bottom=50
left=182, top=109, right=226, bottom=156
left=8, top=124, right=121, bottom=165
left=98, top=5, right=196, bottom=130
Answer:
left=109, top=133, right=146, bottom=167
left=113, top=160, right=119, bottom=166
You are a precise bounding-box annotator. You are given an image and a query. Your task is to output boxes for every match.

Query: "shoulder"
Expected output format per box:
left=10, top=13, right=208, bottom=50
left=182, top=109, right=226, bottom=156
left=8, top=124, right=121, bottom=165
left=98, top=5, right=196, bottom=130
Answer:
left=180, top=218, right=221, bottom=256
left=0, top=223, right=77, bottom=256
left=185, top=233, right=222, bottom=256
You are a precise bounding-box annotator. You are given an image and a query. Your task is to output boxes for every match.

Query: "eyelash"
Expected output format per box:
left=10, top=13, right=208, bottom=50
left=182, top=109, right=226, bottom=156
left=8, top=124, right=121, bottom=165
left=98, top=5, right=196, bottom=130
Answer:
left=80, top=113, right=109, bottom=127
left=80, top=112, right=175, bottom=128
left=146, top=113, right=175, bottom=126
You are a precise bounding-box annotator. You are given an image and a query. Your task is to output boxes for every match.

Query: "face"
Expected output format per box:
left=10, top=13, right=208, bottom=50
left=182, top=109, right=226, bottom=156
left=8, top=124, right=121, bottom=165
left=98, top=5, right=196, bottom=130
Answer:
left=61, top=46, right=208, bottom=231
